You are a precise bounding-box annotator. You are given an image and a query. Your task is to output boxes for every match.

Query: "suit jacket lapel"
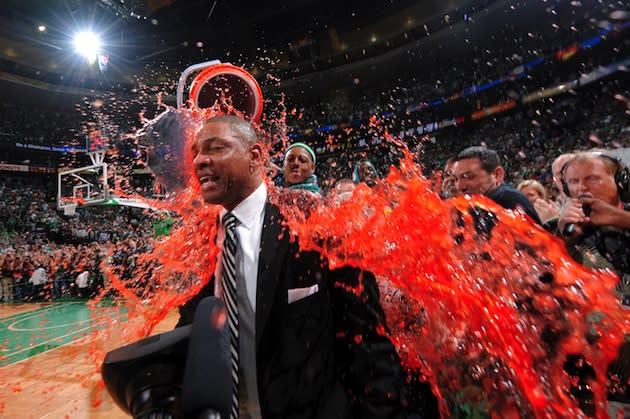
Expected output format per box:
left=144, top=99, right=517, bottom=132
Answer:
left=256, top=202, right=286, bottom=347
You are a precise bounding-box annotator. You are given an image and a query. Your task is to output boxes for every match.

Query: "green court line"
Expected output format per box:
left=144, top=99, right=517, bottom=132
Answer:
left=0, top=302, right=128, bottom=367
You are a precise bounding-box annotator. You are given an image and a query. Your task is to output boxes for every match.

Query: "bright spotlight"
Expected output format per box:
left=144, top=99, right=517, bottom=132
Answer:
left=38, top=25, right=46, bottom=32
left=73, top=31, right=101, bottom=64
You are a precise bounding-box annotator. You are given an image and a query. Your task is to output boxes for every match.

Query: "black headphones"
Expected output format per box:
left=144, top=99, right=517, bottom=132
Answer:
left=560, top=153, right=630, bottom=202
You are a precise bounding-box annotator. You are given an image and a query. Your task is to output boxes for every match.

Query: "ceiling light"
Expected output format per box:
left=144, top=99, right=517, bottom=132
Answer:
left=73, top=31, right=101, bottom=63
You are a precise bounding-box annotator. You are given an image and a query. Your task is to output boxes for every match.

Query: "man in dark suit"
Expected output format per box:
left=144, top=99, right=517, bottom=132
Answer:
left=451, top=146, right=542, bottom=225
left=178, top=115, right=406, bottom=419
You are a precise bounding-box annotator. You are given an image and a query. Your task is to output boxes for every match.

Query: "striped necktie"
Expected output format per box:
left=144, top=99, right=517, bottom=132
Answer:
left=221, top=212, right=239, bottom=419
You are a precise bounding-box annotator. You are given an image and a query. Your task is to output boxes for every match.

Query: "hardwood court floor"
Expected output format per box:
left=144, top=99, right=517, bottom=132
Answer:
left=0, top=301, right=179, bottom=418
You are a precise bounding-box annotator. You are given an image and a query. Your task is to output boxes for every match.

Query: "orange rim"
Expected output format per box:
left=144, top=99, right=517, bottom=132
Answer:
left=188, top=63, right=263, bottom=122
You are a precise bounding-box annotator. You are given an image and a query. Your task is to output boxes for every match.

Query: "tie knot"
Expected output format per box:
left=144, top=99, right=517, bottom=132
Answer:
left=223, top=212, right=238, bottom=232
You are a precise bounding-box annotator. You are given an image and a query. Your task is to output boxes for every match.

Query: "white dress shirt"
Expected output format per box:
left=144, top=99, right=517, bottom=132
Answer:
left=215, top=182, right=267, bottom=312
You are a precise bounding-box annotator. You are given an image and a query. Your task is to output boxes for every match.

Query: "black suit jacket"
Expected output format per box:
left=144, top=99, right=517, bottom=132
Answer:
left=487, top=183, right=542, bottom=225
left=178, top=202, right=405, bottom=419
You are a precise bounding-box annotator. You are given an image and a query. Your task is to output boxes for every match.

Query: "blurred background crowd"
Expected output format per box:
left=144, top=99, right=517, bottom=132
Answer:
left=0, top=0, right=629, bottom=304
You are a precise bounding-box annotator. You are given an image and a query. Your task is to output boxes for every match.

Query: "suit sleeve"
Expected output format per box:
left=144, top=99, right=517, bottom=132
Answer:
left=331, top=267, right=407, bottom=419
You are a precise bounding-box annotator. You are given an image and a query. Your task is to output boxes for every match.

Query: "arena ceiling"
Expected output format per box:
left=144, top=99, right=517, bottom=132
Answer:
left=0, top=0, right=472, bottom=105
left=0, top=0, right=623, bottom=105
left=0, top=0, right=460, bottom=68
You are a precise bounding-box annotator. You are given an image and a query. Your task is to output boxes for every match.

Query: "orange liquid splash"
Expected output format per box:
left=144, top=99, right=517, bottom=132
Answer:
left=280, top=154, right=630, bottom=418
left=2, top=105, right=628, bottom=419
left=65, top=111, right=630, bottom=418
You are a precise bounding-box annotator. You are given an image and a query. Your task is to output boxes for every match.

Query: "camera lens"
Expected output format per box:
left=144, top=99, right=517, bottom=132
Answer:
left=127, top=362, right=183, bottom=419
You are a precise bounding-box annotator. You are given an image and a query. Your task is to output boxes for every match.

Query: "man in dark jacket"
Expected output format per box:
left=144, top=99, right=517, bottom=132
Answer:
left=451, top=146, right=542, bottom=225
left=178, top=115, right=406, bottom=419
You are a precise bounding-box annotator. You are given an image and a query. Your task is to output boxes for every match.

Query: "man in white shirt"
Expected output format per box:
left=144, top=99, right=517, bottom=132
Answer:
left=178, top=115, right=405, bottom=419
left=28, top=265, right=48, bottom=300
left=29, top=266, right=48, bottom=286
left=76, top=271, right=90, bottom=297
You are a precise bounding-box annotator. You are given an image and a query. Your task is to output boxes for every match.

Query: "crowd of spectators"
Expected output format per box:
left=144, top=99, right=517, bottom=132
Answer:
left=0, top=238, right=104, bottom=302
left=285, top=0, right=627, bottom=131
left=291, top=77, right=629, bottom=196
left=0, top=175, right=158, bottom=302
left=420, top=80, right=630, bottom=195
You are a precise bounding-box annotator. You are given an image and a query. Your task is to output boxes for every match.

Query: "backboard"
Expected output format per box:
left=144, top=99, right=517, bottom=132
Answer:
left=57, top=162, right=112, bottom=211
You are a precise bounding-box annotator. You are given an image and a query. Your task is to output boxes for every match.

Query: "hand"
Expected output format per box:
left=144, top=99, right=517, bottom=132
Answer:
left=579, top=197, right=630, bottom=229
left=533, top=199, right=560, bottom=224
left=557, top=199, right=587, bottom=237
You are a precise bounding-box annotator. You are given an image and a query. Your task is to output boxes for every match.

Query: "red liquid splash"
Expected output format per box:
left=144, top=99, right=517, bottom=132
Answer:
left=65, top=114, right=630, bottom=417
left=3, top=106, right=629, bottom=419
left=279, top=155, right=630, bottom=418
left=99, top=114, right=630, bottom=417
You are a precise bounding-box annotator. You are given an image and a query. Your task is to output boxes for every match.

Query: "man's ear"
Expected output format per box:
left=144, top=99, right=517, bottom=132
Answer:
left=249, top=142, right=264, bottom=167
left=493, top=166, right=505, bottom=184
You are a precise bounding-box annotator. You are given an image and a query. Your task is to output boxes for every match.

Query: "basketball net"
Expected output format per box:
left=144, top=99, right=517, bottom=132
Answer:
left=87, top=150, right=106, bottom=166
left=63, top=203, right=77, bottom=216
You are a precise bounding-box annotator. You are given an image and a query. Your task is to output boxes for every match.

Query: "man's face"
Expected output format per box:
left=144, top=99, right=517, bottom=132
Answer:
left=563, top=158, right=619, bottom=205
left=192, top=121, right=261, bottom=210
left=359, top=162, right=377, bottom=186
left=452, top=158, right=501, bottom=196
left=283, top=147, right=314, bottom=185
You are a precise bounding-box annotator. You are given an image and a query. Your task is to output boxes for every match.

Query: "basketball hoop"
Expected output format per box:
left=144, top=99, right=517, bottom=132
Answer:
left=57, top=162, right=110, bottom=210
left=58, top=196, right=78, bottom=215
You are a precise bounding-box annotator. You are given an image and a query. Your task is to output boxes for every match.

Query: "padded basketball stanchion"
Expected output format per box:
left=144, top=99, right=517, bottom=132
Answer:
left=176, top=60, right=263, bottom=122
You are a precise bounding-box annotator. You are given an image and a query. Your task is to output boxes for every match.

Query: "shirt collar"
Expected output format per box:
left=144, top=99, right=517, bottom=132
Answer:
left=220, top=182, right=267, bottom=229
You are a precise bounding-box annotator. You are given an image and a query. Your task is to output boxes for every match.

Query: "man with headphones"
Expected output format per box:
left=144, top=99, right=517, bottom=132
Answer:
left=558, top=151, right=630, bottom=412
left=558, top=151, right=630, bottom=265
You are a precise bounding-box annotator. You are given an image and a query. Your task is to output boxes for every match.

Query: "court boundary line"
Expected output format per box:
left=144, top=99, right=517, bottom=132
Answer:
left=0, top=307, right=128, bottom=368
left=4, top=302, right=85, bottom=331
left=2, top=312, right=127, bottom=360
left=7, top=303, right=102, bottom=332
left=0, top=302, right=67, bottom=322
